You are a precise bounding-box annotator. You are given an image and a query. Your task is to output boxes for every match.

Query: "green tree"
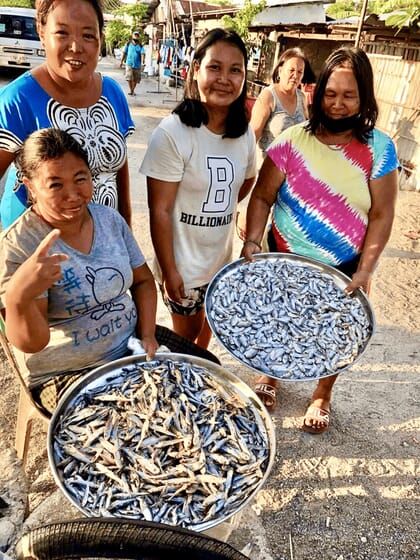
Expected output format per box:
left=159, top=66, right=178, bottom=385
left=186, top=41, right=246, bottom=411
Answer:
left=325, top=0, right=419, bottom=31
left=104, top=3, right=148, bottom=51
left=381, top=0, right=420, bottom=31
left=104, top=18, right=130, bottom=51
left=325, top=0, right=361, bottom=20
left=221, top=0, right=266, bottom=45
left=0, top=0, right=34, bottom=7
left=112, top=3, right=148, bottom=32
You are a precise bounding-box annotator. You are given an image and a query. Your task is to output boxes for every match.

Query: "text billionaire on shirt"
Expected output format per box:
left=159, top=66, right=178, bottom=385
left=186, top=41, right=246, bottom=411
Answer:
left=180, top=212, right=233, bottom=227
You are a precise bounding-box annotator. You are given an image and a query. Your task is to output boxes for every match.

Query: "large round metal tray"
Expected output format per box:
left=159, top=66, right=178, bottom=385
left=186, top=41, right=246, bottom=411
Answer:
left=205, top=253, right=375, bottom=381
left=48, top=353, right=276, bottom=533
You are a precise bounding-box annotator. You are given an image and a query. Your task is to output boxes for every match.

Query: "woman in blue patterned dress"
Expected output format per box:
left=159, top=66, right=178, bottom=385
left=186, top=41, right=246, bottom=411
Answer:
left=0, top=0, right=134, bottom=229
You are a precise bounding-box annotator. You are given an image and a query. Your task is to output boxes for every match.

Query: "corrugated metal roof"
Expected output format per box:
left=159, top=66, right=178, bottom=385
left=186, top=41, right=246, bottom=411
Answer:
left=252, top=3, right=327, bottom=26
left=264, top=0, right=334, bottom=5
left=175, top=0, right=235, bottom=16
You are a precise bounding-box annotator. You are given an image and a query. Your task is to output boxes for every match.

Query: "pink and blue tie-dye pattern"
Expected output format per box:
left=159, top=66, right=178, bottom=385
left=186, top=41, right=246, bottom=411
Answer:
left=266, top=124, right=399, bottom=266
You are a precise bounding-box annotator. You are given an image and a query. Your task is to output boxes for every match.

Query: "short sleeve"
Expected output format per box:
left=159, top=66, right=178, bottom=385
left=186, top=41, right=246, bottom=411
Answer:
left=140, top=123, right=185, bottom=182
left=0, top=216, right=51, bottom=307
left=0, top=73, right=44, bottom=154
left=0, top=234, right=19, bottom=308
left=266, top=126, right=295, bottom=174
left=101, top=76, right=135, bottom=138
left=120, top=215, right=146, bottom=269
left=245, top=126, right=257, bottom=179
left=370, top=129, right=400, bottom=180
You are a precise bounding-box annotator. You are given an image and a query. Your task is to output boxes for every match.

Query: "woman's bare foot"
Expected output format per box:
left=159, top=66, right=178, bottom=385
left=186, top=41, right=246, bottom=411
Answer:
left=301, top=375, right=337, bottom=433
left=254, top=375, right=279, bottom=412
left=301, top=399, right=331, bottom=434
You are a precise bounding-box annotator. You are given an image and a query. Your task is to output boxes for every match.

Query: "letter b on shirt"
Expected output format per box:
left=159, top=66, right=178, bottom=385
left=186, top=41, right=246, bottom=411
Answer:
left=202, top=157, right=234, bottom=213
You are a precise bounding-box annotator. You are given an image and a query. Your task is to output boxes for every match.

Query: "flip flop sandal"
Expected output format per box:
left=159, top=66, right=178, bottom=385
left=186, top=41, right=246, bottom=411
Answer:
left=404, top=230, right=420, bottom=240
left=254, top=383, right=278, bottom=412
left=301, top=405, right=330, bottom=434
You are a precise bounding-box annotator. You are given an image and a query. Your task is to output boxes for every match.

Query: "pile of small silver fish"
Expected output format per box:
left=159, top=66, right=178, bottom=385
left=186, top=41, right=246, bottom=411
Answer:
left=52, top=358, right=270, bottom=529
left=207, top=258, right=373, bottom=380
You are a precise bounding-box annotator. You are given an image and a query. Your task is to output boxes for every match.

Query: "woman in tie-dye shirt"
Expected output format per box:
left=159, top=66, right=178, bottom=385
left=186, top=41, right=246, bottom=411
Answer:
left=242, top=47, right=399, bottom=433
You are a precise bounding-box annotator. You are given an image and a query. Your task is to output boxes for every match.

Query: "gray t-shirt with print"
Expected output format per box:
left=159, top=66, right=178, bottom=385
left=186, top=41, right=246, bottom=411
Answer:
left=0, top=203, right=145, bottom=388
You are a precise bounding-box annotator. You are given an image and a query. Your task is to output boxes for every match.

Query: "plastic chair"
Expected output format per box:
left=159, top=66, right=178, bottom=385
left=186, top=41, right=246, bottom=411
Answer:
left=0, top=320, right=219, bottom=468
left=0, top=315, right=49, bottom=467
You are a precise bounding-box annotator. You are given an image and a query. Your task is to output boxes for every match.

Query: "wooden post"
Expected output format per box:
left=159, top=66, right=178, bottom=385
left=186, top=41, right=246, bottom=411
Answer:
left=354, top=0, right=369, bottom=48
left=189, top=0, right=195, bottom=47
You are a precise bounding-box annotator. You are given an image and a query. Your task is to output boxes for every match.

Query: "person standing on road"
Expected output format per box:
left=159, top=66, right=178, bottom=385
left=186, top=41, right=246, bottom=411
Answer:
left=241, top=47, right=399, bottom=433
left=140, top=28, right=256, bottom=350
left=123, top=31, right=145, bottom=96
left=0, top=0, right=134, bottom=230
left=236, top=47, right=310, bottom=244
left=250, top=47, right=309, bottom=157
left=119, top=39, right=130, bottom=68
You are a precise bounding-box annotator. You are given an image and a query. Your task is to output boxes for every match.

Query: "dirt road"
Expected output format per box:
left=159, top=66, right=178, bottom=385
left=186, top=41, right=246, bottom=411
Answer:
left=1, top=57, right=419, bottom=559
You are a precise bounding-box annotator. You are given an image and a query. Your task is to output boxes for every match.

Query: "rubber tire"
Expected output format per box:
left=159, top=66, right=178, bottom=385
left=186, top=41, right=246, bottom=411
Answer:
left=155, top=324, right=221, bottom=365
left=15, top=518, right=248, bottom=560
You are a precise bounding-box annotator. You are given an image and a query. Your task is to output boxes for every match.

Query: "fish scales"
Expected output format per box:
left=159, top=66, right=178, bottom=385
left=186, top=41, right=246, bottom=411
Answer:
left=208, top=259, right=372, bottom=380
left=53, top=358, right=270, bottom=528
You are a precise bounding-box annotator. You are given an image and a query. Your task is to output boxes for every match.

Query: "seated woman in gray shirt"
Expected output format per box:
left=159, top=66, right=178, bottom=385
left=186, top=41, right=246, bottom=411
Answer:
left=0, top=128, right=159, bottom=415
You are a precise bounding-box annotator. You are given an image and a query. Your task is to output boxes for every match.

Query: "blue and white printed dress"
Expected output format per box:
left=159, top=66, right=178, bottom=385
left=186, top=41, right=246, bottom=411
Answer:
left=0, top=72, right=134, bottom=228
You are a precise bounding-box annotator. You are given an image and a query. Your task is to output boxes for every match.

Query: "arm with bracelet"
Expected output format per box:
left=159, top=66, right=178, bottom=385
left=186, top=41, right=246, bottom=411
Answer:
left=243, top=238, right=262, bottom=251
left=241, top=156, right=282, bottom=261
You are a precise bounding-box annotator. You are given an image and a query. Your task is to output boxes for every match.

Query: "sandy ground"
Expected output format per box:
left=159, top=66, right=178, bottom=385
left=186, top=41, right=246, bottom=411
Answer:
left=0, top=57, right=419, bottom=559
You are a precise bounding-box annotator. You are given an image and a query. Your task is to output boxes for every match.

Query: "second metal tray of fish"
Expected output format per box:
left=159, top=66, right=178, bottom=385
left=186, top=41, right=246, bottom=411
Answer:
left=205, top=253, right=375, bottom=381
left=48, top=353, right=276, bottom=533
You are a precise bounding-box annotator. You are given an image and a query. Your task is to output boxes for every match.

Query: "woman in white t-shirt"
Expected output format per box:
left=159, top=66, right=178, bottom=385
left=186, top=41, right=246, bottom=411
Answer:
left=141, top=28, right=256, bottom=349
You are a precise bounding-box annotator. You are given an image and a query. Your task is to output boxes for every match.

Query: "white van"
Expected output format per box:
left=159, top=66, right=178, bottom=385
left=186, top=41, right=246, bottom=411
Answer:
left=0, top=7, right=45, bottom=70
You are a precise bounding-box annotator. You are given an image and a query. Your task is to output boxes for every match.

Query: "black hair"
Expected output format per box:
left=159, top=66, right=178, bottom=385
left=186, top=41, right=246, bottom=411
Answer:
left=36, top=0, right=104, bottom=34
left=173, top=28, right=249, bottom=139
left=16, top=128, right=90, bottom=180
left=306, top=47, right=378, bottom=143
left=302, top=59, right=316, bottom=84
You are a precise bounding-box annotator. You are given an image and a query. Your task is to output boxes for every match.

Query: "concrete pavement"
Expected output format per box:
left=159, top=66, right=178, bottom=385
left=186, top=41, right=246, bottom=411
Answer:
left=0, top=57, right=273, bottom=560
left=83, top=55, right=274, bottom=558
left=3, top=56, right=418, bottom=560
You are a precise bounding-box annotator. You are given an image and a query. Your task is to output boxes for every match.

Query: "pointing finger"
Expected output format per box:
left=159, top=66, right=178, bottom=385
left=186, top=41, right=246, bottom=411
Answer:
left=36, top=229, right=62, bottom=257
left=50, top=253, right=70, bottom=264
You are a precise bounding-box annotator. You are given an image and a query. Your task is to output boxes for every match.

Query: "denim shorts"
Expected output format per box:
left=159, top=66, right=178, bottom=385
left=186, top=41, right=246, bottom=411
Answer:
left=159, top=284, right=208, bottom=316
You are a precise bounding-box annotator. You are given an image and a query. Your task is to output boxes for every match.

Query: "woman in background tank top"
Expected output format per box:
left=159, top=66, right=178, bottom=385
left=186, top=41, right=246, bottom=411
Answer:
left=251, top=47, right=310, bottom=156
